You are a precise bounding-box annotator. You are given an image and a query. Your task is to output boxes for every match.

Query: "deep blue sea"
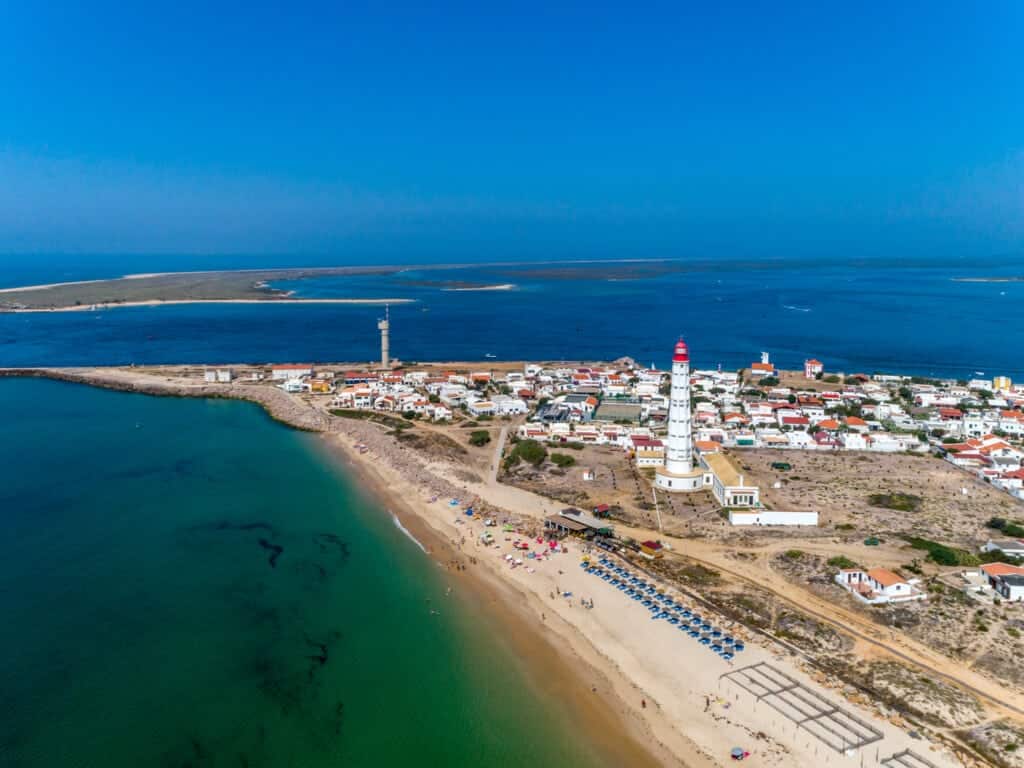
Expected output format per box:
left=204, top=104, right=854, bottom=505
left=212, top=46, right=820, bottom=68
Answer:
left=1, top=254, right=1022, bottom=377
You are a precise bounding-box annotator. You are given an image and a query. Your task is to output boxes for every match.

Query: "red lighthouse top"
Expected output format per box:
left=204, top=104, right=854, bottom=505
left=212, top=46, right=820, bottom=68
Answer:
left=672, top=338, right=689, bottom=363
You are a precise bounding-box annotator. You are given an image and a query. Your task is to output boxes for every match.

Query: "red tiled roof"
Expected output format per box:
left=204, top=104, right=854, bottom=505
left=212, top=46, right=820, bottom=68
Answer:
left=981, top=563, right=1024, bottom=577
left=867, top=568, right=905, bottom=588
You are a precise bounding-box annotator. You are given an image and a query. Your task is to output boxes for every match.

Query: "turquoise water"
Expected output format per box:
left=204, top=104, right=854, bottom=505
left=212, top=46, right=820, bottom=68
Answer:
left=0, top=378, right=608, bottom=768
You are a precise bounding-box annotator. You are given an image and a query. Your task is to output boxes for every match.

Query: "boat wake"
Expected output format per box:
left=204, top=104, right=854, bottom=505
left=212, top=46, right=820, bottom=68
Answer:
left=782, top=304, right=812, bottom=313
left=391, top=511, right=427, bottom=553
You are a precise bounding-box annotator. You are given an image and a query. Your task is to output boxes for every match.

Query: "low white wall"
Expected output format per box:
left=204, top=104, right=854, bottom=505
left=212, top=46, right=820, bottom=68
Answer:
left=728, top=510, right=819, bottom=526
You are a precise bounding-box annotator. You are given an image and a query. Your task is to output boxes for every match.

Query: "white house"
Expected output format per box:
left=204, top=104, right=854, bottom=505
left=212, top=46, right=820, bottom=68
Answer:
left=979, top=563, right=1024, bottom=602
left=490, top=394, right=528, bottom=415
left=834, top=568, right=926, bottom=604
left=271, top=364, right=313, bottom=381
left=982, top=539, right=1024, bottom=558
left=702, top=452, right=760, bottom=507
left=466, top=400, right=496, bottom=417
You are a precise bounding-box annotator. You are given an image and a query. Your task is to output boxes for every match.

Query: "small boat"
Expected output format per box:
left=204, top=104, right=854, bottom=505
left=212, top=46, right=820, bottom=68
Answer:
left=485, top=353, right=496, bottom=358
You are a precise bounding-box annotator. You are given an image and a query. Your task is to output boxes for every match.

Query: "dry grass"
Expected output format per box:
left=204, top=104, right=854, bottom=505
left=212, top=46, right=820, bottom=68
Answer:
left=738, top=449, right=1023, bottom=546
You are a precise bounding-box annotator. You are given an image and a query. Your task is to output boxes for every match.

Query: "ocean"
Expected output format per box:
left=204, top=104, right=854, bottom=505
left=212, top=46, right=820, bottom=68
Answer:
left=1, top=254, right=1022, bottom=378
left=0, top=378, right=610, bottom=768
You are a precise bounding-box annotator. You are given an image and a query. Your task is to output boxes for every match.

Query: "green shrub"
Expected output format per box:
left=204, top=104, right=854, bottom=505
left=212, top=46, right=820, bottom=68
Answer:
left=506, top=439, right=547, bottom=467
left=1005, top=522, right=1024, bottom=538
left=550, top=453, right=576, bottom=468
left=468, top=430, right=491, bottom=447
left=903, top=536, right=979, bottom=567
left=783, top=549, right=804, bottom=560
left=868, top=493, right=922, bottom=513
left=827, top=555, right=858, bottom=569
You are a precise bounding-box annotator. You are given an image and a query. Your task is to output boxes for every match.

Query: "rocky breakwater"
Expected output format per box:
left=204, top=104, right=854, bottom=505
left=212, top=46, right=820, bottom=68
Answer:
left=0, top=367, right=329, bottom=432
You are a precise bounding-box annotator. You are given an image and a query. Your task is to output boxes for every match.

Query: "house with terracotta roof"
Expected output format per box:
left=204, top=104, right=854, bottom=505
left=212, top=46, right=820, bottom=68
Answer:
left=749, top=361, right=775, bottom=377
left=977, top=563, right=1024, bottom=602
left=845, top=416, right=869, bottom=433
left=834, top=568, right=926, bottom=604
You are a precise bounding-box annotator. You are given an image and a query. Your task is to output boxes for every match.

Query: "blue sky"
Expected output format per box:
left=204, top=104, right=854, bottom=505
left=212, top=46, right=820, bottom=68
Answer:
left=1, top=2, right=1021, bottom=259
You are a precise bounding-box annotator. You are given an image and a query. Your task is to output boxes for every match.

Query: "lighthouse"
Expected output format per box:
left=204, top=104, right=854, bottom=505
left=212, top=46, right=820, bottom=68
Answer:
left=655, top=337, right=705, bottom=493
left=377, top=304, right=390, bottom=369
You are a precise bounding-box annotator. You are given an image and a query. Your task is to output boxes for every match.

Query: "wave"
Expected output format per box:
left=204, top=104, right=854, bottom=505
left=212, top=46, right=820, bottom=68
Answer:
left=391, top=511, right=427, bottom=553
left=782, top=304, right=812, bottom=313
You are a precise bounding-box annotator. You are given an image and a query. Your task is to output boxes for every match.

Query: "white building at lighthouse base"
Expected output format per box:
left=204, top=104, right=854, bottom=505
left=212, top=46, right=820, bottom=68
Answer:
left=654, top=465, right=706, bottom=492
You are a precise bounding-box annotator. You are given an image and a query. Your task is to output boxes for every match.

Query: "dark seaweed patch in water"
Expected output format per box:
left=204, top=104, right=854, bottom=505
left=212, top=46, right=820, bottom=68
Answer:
left=313, top=533, right=350, bottom=563
left=303, top=631, right=341, bottom=682
left=184, top=521, right=283, bottom=569
left=333, top=700, right=344, bottom=737
left=258, top=538, right=284, bottom=568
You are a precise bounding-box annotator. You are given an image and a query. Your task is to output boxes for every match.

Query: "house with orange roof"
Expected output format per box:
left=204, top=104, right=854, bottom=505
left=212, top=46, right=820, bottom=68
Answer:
left=844, top=416, right=869, bottom=432
left=977, top=563, right=1024, bottom=602
left=749, top=361, right=775, bottom=377
left=835, top=568, right=926, bottom=604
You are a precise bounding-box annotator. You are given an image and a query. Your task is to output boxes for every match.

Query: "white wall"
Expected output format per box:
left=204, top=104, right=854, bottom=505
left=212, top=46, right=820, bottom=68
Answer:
left=729, top=510, right=819, bottom=526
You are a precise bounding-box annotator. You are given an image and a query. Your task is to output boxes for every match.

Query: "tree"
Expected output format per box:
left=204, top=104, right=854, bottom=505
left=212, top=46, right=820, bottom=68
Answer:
left=507, top=439, right=547, bottom=467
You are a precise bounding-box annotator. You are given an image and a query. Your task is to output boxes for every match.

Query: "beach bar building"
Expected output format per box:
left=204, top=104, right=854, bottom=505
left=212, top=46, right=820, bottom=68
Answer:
left=544, top=508, right=614, bottom=538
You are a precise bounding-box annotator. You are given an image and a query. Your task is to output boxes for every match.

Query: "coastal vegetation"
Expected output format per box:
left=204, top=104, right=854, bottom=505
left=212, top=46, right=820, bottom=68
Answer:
left=868, top=492, right=922, bottom=513
left=468, top=430, right=491, bottom=447
left=826, top=555, right=858, bottom=569
left=901, top=536, right=978, bottom=567
left=504, top=439, right=547, bottom=468
left=549, top=452, right=576, bottom=468
left=329, top=408, right=413, bottom=432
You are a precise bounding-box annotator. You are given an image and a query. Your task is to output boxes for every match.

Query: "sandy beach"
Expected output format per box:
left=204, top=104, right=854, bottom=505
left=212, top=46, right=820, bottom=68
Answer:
left=0, top=366, right=972, bottom=768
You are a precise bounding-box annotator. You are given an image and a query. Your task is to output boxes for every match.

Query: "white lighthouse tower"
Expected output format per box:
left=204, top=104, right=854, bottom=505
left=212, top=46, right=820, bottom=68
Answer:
left=377, top=304, right=390, bottom=369
left=655, top=337, right=705, bottom=493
